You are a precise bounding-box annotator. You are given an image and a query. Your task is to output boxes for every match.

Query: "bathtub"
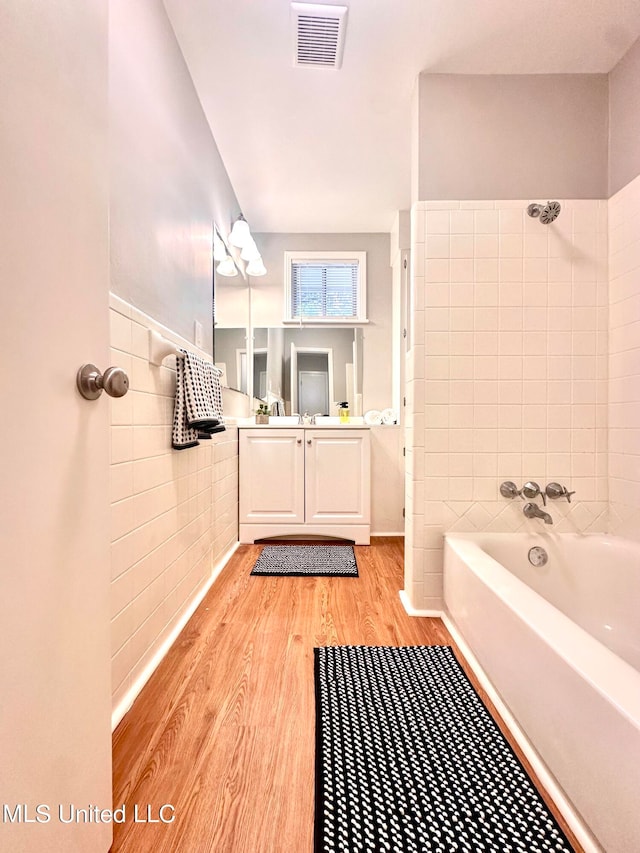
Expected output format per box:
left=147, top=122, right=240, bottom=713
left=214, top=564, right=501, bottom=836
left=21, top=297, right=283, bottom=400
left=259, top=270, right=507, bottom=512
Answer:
left=443, top=532, right=640, bottom=853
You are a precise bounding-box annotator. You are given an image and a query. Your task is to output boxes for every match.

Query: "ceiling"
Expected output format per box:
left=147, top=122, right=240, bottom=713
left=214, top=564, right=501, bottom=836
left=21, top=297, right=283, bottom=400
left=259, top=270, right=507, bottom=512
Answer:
left=164, top=0, right=640, bottom=234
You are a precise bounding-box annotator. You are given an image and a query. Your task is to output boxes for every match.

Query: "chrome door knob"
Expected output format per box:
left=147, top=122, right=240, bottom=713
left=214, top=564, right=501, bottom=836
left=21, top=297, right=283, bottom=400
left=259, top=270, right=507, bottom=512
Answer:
left=101, top=366, right=129, bottom=397
left=77, top=364, right=130, bottom=400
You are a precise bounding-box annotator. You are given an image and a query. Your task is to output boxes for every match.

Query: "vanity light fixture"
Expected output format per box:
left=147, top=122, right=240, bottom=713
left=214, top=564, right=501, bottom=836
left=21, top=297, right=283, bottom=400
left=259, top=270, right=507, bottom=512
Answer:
left=216, top=254, right=238, bottom=277
left=228, top=214, right=251, bottom=249
left=240, top=236, right=261, bottom=262
left=216, top=217, right=267, bottom=276
left=245, top=257, right=267, bottom=277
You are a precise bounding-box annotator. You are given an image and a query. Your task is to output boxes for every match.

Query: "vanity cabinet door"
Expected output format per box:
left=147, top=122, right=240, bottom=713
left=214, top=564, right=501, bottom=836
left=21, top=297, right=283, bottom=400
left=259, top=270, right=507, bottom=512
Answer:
left=239, top=429, right=304, bottom=524
left=305, top=430, right=371, bottom=525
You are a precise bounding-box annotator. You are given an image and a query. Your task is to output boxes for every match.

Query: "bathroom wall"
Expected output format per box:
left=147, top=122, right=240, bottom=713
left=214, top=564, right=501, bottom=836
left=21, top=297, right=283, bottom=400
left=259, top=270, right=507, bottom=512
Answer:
left=609, top=35, right=640, bottom=196
left=109, top=0, right=240, bottom=353
left=108, top=0, right=241, bottom=722
left=406, top=198, right=608, bottom=610
left=415, top=74, right=608, bottom=202
left=109, top=296, right=238, bottom=724
left=608, top=173, right=640, bottom=539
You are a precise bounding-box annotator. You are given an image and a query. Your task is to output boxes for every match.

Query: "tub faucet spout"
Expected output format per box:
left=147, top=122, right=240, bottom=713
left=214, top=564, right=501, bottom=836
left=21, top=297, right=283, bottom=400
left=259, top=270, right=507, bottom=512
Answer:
left=523, top=502, right=553, bottom=524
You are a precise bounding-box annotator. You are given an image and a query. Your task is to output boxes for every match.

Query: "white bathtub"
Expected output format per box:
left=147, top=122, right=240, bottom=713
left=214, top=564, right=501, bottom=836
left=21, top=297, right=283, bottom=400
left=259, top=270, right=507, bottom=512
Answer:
left=443, top=532, right=640, bottom=853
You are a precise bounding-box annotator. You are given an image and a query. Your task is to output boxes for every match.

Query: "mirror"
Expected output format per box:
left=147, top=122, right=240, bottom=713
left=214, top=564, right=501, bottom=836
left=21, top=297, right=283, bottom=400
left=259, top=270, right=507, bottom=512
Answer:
left=252, top=327, right=363, bottom=416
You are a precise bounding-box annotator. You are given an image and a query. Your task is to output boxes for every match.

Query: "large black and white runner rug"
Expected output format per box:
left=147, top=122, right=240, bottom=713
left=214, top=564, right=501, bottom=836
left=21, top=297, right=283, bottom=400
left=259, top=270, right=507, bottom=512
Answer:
left=250, top=545, right=358, bottom=577
left=314, top=645, right=574, bottom=853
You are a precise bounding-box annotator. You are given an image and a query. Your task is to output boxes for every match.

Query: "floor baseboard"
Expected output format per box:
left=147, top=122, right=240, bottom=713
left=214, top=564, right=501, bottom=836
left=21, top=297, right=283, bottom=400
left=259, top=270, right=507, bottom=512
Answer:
left=398, top=589, right=443, bottom=617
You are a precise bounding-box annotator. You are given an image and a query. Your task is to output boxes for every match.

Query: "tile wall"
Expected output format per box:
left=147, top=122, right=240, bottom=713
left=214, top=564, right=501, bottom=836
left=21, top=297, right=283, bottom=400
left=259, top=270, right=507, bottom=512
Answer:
left=406, top=199, right=608, bottom=611
left=609, top=173, right=640, bottom=540
left=109, top=295, right=238, bottom=724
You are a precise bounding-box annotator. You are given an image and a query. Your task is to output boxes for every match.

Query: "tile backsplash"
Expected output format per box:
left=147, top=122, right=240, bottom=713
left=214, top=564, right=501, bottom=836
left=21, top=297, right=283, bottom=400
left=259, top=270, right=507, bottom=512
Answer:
left=109, top=294, right=238, bottom=725
left=406, top=199, right=609, bottom=611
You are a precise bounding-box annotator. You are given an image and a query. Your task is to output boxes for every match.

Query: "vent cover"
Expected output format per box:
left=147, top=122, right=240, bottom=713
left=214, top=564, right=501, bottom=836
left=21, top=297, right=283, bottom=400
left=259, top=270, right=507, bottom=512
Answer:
left=291, top=3, right=348, bottom=68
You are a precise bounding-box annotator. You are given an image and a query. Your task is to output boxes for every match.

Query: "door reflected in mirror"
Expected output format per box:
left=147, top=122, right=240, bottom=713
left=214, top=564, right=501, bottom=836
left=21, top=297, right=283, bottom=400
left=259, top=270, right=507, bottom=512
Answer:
left=295, top=351, right=331, bottom=415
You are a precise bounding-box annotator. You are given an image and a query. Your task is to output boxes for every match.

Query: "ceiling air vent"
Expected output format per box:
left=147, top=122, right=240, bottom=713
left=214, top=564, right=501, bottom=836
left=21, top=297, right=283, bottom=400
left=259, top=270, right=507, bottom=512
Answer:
left=291, top=3, right=348, bottom=69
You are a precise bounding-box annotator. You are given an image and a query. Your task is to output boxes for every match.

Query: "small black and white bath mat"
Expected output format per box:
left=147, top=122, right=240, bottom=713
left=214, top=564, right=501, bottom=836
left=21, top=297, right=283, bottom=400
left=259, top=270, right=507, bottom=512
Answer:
left=250, top=545, right=358, bottom=577
left=314, top=645, right=574, bottom=853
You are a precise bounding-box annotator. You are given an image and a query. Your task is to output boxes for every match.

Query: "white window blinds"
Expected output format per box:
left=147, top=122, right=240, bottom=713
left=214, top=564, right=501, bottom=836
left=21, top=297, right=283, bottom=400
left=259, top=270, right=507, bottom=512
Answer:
left=289, top=258, right=362, bottom=320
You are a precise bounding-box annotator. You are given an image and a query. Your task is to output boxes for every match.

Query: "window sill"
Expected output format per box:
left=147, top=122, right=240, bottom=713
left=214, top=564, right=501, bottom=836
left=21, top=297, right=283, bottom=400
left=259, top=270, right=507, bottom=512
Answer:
left=282, top=318, right=369, bottom=326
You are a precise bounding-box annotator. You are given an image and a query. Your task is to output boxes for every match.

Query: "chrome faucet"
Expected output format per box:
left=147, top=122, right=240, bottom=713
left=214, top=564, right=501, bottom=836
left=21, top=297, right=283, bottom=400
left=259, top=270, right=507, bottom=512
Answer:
left=523, top=502, right=553, bottom=525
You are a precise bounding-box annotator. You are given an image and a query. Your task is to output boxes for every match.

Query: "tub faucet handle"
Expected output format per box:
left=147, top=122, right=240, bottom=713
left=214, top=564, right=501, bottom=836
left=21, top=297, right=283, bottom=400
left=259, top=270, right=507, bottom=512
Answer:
left=499, top=481, right=522, bottom=500
left=545, top=482, right=576, bottom=503
left=522, top=481, right=546, bottom=505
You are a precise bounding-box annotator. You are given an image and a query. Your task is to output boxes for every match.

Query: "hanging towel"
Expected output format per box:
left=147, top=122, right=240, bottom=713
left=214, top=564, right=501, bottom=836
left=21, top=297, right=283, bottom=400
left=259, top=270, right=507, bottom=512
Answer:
left=172, top=351, right=225, bottom=450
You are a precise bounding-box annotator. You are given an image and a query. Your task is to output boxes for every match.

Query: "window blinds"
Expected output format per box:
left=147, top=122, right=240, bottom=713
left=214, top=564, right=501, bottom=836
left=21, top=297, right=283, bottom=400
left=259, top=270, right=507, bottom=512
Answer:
left=290, top=259, right=359, bottom=319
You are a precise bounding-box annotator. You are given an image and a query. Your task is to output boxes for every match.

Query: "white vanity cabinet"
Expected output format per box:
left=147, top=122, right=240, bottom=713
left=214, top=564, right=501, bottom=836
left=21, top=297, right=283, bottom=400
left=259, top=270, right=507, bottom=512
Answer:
left=239, top=428, right=371, bottom=544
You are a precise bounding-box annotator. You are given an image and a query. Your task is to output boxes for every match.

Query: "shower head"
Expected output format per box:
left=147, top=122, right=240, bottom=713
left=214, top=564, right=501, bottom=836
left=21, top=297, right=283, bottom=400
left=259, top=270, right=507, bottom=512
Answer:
left=527, top=201, right=561, bottom=224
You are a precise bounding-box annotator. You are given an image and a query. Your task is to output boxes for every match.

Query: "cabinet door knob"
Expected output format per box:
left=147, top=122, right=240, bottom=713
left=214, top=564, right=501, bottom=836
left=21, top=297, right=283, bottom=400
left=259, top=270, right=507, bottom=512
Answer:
left=306, top=438, right=312, bottom=445
left=296, top=438, right=302, bottom=444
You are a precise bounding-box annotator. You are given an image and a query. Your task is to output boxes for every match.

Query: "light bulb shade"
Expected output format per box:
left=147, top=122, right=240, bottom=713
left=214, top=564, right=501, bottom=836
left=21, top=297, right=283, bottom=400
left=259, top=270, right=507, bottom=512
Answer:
left=240, top=237, right=261, bottom=262
left=216, top=255, right=238, bottom=277
left=246, top=257, right=267, bottom=277
left=213, top=230, right=227, bottom=262
left=228, top=215, right=251, bottom=248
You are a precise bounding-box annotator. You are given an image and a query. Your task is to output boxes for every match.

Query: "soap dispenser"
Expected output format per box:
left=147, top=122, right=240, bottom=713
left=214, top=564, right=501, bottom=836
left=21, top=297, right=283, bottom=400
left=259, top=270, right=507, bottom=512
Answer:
left=338, top=401, right=349, bottom=423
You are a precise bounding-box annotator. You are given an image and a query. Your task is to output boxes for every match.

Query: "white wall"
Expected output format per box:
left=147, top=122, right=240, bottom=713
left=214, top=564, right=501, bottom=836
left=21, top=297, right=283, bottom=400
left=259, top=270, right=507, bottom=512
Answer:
left=109, top=297, right=238, bottom=725
left=608, top=173, right=640, bottom=539
left=109, top=0, right=241, bottom=353
left=371, top=427, right=405, bottom=534
left=406, top=199, right=608, bottom=610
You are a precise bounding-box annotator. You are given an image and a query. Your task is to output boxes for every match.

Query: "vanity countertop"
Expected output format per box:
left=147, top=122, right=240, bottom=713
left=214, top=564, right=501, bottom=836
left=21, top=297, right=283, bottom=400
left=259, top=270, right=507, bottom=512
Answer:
left=237, top=422, right=371, bottom=429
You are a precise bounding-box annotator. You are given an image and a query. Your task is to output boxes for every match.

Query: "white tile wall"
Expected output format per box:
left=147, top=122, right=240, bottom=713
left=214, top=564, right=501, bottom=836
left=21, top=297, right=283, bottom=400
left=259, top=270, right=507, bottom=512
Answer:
left=608, top=173, right=640, bottom=540
left=407, top=199, right=608, bottom=610
left=109, top=295, right=238, bottom=719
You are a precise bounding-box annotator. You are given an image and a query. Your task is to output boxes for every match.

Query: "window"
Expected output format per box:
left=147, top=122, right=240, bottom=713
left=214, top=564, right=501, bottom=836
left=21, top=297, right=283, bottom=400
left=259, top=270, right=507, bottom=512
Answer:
left=284, top=251, right=367, bottom=323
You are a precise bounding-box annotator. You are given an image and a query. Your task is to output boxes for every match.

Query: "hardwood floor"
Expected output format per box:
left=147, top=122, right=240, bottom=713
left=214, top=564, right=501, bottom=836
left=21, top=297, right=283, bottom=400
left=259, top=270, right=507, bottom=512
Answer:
left=111, top=538, right=582, bottom=853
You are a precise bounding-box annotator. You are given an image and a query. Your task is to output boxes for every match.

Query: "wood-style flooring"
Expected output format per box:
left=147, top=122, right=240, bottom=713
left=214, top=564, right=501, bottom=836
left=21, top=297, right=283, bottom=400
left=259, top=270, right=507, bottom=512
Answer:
left=111, top=537, right=582, bottom=853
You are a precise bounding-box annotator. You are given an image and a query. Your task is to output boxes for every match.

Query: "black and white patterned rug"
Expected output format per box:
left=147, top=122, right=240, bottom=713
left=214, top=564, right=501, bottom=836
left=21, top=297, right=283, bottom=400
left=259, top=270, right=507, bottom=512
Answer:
left=250, top=545, right=358, bottom=577
left=315, top=645, right=574, bottom=853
